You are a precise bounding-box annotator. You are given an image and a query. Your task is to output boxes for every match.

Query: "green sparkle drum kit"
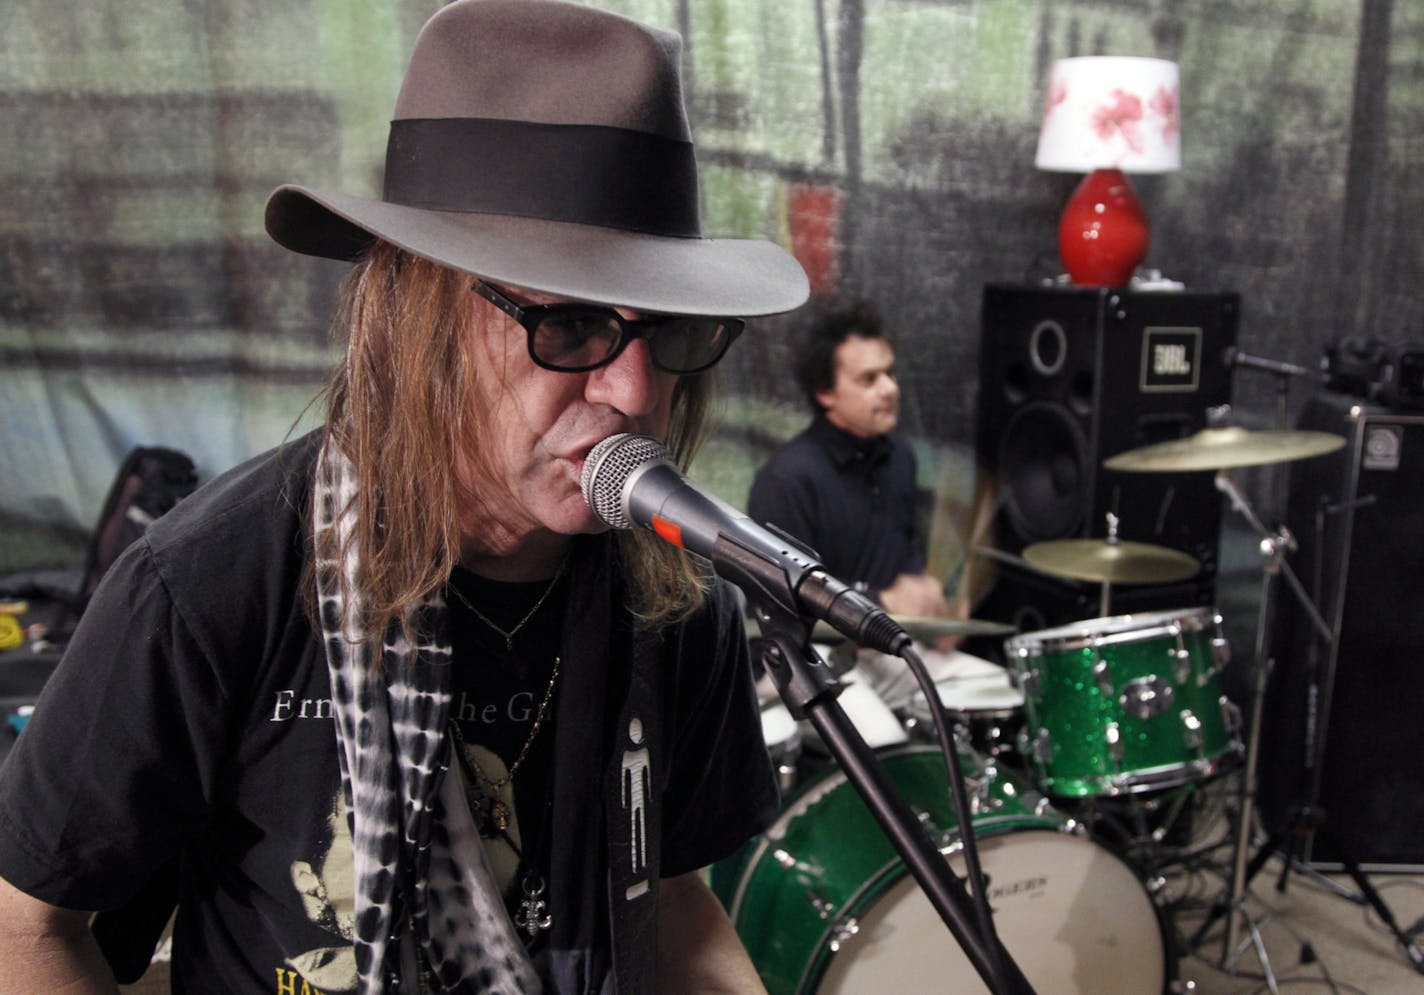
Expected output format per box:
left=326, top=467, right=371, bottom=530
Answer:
left=721, top=426, right=1352, bottom=994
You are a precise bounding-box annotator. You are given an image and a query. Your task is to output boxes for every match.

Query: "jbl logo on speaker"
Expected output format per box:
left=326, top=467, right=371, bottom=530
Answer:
left=1142, top=327, right=1202, bottom=391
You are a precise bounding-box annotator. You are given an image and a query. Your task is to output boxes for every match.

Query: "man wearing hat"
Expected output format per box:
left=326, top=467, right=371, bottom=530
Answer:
left=0, top=2, right=807, bottom=992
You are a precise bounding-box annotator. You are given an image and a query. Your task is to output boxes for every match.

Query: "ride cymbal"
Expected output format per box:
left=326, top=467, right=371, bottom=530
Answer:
left=1023, top=539, right=1201, bottom=585
left=1103, top=426, right=1346, bottom=472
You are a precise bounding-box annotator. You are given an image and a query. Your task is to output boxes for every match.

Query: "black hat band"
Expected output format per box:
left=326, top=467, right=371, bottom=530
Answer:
left=384, top=117, right=702, bottom=238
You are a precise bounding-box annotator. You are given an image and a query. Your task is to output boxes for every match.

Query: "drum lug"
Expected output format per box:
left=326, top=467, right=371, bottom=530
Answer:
left=1220, top=694, right=1242, bottom=736
left=826, top=915, right=861, bottom=952
left=1212, top=613, right=1231, bottom=674
left=1174, top=647, right=1193, bottom=686
left=1019, top=666, right=1040, bottom=699
left=1093, top=656, right=1114, bottom=698
left=1039, top=798, right=1068, bottom=822
left=1105, top=721, right=1124, bottom=763
left=1033, top=727, right=1053, bottom=765
left=1119, top=675, right=1175, bottom=720
left=806, top=887, right=837, bottom=921
left=912, top=805, right=944, bottom=839
left=1181, top=709, right=1204, bottom=754
left=969, top=763, right=1005, bottom=816
left=1208, top=640, right=1230, bottom=682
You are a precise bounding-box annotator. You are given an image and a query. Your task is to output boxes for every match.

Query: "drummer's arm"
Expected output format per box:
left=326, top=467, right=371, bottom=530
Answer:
left=879, top=571, right=952, bottom=618
left=656, top=871, right=767, bottom=993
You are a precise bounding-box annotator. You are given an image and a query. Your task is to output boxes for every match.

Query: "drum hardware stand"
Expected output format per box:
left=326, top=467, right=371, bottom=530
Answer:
left=745, top=590, right=1036, bottom=994
left=1187, top=469, right=1339, bottom=976
left=1204, top=491, right=1424, bottom=977
left=1097, top=511, right=1120, bottom=616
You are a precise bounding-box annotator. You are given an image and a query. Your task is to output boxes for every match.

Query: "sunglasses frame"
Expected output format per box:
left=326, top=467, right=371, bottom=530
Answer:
left=473, top=281, right=744, bottom=374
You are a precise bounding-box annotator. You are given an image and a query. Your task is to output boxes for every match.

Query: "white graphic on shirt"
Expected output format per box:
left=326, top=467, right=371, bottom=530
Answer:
left=285, top=789, right=357, bottom=991
left=621, top=717, right=651, bottom=900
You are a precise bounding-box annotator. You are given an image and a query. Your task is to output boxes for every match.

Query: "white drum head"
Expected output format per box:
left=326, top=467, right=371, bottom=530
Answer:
left=857, top=649, right=1006, bottom=711
left=760, top=702, right=798, bottom=751
left=830, top=676, right=908, bottom=749
left=914, top=672, right=1024, bottom=716
left=816, top=831, right=1166, bottom=995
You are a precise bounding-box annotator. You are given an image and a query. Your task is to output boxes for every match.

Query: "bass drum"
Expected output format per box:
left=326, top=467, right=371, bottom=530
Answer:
left=711, top=746, right=1168, bottom=995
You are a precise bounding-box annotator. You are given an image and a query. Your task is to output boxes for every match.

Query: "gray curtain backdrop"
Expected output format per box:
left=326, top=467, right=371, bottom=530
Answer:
left=3, top=0, right=1419, bottom=591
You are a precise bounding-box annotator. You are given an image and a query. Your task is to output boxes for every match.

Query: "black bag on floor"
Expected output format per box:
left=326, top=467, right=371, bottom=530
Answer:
left=77, top=446, right=198, bottom=605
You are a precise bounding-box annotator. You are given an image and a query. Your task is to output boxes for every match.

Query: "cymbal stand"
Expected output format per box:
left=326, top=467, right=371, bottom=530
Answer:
left=1097, top=511, right=1121, bottom=616
left=1191, top=470, right=1335, bottom=973
left=1224, top=489, right=1424, bottom=975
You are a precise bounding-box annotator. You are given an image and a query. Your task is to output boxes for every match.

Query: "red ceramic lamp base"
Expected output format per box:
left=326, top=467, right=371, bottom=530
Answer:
left=1058, top=168, right=1149, bottom=287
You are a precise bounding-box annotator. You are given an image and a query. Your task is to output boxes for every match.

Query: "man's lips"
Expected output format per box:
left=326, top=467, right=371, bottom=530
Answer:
left=566, top=433, right=629, bottom=483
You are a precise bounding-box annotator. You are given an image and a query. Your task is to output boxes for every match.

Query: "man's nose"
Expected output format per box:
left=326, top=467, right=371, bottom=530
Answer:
left=586, top=336, right=664, bottom=417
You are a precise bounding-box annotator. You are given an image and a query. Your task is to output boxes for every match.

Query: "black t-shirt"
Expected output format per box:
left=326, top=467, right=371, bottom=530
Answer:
left=445, top=566, right=564, bottom=936
left=748, top=414, right=925, bottom=598
left=0, top=433, right=778, bottom=993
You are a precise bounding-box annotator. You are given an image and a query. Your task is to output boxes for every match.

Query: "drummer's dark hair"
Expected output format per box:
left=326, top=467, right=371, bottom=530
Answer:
left=795, top=299, right=891, bottom=412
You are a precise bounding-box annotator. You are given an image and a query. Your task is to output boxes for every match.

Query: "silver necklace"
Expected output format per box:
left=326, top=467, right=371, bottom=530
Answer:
left=448, top=558, right=567, bottom=652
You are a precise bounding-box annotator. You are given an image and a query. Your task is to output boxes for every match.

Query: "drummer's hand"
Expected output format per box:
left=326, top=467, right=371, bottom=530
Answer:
left=879, top=572, right=952, bottom=619
left=931, top=592, right=975, bottom=653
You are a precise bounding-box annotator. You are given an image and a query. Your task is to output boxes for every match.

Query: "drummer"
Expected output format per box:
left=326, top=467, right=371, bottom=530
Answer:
left=748, top=301, right=1005, bottom=707
left=748, top=299, right=953, bottom=618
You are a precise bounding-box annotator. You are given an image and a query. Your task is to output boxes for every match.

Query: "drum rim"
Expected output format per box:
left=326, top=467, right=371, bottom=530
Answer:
left=724, top=745, right=1055, bottom=922
left=797, top=827, right=1074, bottom=995
left=1005, top=605, right=1220, bottom=656
left=1040, top=744, right=1243, bottom=797
left=803, top=827, right=1172, bottom=995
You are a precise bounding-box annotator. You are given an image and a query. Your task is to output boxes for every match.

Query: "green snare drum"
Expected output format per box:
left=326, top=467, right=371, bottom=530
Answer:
left=711, top=746, right=1167, bottom=995
left=1006, top=607, right=1240, bottom=797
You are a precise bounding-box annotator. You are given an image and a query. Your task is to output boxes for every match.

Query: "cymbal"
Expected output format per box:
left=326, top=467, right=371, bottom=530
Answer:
left=1103, top=426, right=1346, bottom=472
left=1023, top=538, right=1201, bottom=585
left=811, top=614, right=1017, bottom=645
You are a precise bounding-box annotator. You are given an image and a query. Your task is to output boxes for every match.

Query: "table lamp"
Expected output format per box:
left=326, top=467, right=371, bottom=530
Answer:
left=1035, top=56, right=1180, bottom=287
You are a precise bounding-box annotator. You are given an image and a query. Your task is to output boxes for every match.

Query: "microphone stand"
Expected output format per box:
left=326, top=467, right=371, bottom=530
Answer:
left=745, top=590, right=1034, bottom=994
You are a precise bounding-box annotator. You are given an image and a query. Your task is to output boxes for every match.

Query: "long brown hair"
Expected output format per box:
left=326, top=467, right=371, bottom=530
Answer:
left=315, top=243, right=713, bottom=646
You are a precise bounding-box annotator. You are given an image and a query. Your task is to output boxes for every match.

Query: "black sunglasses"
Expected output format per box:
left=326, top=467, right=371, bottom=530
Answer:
left=473, top=281, right=744, bottom=375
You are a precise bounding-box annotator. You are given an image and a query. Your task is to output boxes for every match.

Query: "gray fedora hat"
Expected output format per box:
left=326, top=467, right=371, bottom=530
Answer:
left=265, top=0, right=808, bottom=317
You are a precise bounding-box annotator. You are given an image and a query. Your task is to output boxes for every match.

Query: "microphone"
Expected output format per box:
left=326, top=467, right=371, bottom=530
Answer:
left=581, top=433, right=909, bottom=654
left=1223, top=346, right=1318, bottom=380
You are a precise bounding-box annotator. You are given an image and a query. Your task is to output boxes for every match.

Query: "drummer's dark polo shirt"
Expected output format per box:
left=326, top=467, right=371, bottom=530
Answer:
left=748, top=414, right=925, bottom=602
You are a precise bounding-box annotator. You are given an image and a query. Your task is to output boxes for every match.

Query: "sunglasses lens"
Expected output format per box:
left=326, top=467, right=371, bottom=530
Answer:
left=648, top=318, right=742, bottom=373
left=531, top=310, right=623, bottom=370
left=525, top=302, right=743, bottom=374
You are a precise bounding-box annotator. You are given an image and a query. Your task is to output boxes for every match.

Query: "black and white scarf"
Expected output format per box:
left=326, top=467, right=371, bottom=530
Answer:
left=312, top=441, right=542, bottom=994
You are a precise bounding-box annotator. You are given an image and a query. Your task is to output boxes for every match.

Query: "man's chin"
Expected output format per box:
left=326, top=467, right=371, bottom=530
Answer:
left=551, top=503, right=609, bottom=537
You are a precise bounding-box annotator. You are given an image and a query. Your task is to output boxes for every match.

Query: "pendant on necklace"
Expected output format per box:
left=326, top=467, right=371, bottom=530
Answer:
left=490, top=797, right=511, bottom=832
left=515, top=874, right=553, bottom=938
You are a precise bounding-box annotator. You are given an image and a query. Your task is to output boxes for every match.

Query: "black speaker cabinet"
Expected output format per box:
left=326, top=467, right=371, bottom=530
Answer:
left=1260, top=393, right=1424, bottom=869
left=973, top=285, right=1239, bottom=631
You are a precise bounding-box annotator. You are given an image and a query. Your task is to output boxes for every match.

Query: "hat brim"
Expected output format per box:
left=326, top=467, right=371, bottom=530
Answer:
left=265, top=185, right=809, bottom=318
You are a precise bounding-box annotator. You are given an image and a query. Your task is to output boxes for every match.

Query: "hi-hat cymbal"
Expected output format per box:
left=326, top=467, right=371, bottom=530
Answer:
left=1023, top=539, right=1201, bottom=585
left=811, top=614, right=1017, bottom=646
left=1103, top=426, right=1346, bottom=472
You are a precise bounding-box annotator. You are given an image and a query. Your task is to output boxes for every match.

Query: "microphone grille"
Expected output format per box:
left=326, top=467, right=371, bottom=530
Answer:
left=580, top=433, right=671, bottom=530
